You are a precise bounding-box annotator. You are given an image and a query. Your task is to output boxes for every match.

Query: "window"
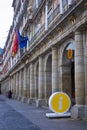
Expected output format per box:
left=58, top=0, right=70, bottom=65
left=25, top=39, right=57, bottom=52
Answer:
left=62, top=0, right=68, bottom=11
left=48, top=0, right=53, bottom=18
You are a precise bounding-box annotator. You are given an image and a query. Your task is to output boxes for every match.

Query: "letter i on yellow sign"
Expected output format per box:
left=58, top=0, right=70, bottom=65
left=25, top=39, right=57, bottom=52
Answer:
left=49, top=92, right=71, bottom=114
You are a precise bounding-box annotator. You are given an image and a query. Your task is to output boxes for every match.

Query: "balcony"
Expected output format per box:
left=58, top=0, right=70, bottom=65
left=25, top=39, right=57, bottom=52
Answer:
left=22, top=14, right=32, bottom=31
left=48, top=4, right=60, bottom=26
left=27, top=0, right=83, bottom=51
left=32, top=0, right=45, bottom=19
left=12, top=0, right=84, bottom=64
left=14, top=0, right=20, bottom=18
left=14, top=0, right=29, bottom=27
left=33, top=0, right=42, bottom=15
left=29, top=24, right=45, bottom=46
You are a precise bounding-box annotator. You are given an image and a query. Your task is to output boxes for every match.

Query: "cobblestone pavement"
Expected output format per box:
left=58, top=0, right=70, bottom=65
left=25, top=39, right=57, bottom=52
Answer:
left=0, top=95, right=87, bottom=130
left=0, top=98, right=41, bottom=130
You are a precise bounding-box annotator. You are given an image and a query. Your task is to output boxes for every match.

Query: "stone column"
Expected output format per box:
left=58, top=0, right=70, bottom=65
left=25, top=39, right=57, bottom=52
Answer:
left=21, top=69, right=24, bottom=97
left=13, top=74, right=16, bottom=98
left=71, top=31, right=87, bottom=119
left=15, top=73, right=17, bottom=98
left=29, top=63, right=34, bottom=103
left=16, top=72, right=19, bottom=98
left=23, top=66, right=27, bottom=98
left=37, top=56, right=44, bottom=107
left=10, top=76, right=12, bottom=91
left=38, top=56, right=44, bottom=98
left=11, top=76, right=14, bottom=94
left=9, top=77, right=11, bottom=90
left=75, top=31, right=85, bottom=105
left=26, top=65, right=30, bottom=98
left=19, top=70, right=22, bottom=100
left=14, top=74, right=16, bottom=95
left=21, top=67, right=27, bottom=102
left=85, top=30, right=87, bottom=104
left=52, top=46, right=58, bottom=93
left=15, top=73, right=17, bottom=99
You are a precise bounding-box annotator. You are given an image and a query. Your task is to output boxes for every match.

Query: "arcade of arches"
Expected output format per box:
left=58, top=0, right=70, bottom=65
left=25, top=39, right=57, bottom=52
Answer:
left=1, top=30, right=87, bottom=119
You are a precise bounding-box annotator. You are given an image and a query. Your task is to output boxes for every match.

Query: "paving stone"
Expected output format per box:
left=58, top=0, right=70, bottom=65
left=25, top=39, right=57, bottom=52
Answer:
left=0, top=100, right=41, bottom=130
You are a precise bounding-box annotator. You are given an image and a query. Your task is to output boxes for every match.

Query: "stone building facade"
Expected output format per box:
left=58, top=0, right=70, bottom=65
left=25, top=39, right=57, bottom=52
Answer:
left=1, top=0, right=87, bottom=119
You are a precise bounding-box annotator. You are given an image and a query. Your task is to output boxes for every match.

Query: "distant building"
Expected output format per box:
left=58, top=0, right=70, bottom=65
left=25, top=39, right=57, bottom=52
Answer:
left=1, top=0, right=87, bottom=119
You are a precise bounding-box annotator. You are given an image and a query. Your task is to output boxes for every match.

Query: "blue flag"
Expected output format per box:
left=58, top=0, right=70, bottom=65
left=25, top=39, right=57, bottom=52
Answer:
left=16, top=29, right=29, bottom=48
left=20, top=36, right=28, bottom=48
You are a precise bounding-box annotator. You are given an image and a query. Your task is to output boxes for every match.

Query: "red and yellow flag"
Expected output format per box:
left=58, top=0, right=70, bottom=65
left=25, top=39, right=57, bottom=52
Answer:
left=12, top=32, right=18, bottom=57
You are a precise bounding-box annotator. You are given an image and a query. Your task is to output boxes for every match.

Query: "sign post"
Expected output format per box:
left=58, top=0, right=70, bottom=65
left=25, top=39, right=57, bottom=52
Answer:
left=46, top=92, right=71, bottom=118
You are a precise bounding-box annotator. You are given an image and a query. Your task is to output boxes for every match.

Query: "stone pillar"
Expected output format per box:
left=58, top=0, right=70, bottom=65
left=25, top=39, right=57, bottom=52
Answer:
left=38, top=56, right=44, bottom=98
left=18, top=70, right=22, bottom=100
left=52, top=46, right=58, bottom=93
left=16, top=72, right=19, bottom=98
left=26, top=65, right=30, bottom=98
left=37, top=56, right=45, bottom=107
left=21, top=69, right=24, bottom=97
left=29, top=63, right=34, bottom=103
left=13, top=74, right=16, bottom=98
left=11, top=76, right=14, bottom=94
left=21, top=67, right=27, bottom=102
left=85, top=30, right=87, bottom=104
left=15, top=73, right=17, bottom=96
left=58, top=65, right=63, bottom=91
left=75, top=31, right=85, bottom=105
left=15, top=73, right=17, bottom=98
left=9, top=77, right=11, bottom=90
left=14, top=74, right=16, bottom=95
left=71, top=31, right=87, bottom=120
left=23, top=66, right=27, bottom=98
left=10, top=76, right=12, bottom=91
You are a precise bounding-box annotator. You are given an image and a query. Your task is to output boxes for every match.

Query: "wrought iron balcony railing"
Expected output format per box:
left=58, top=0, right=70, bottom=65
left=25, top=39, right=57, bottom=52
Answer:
left=32, top=0, right=44, bottom=17
left=12, top=0, right=83, bottom=64
left=27, top=0, right=83, bottom=50
left=29, top=24, right=45, bottom=46
left=48, top=4, right=60, bottom=26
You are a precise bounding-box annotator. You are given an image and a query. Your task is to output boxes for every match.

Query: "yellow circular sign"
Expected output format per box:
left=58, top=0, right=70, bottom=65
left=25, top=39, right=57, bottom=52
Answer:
left=49, top=92, right=71, bottom=114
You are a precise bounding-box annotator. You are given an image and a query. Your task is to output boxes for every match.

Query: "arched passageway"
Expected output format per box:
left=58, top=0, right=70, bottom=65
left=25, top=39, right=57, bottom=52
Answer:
left=62, top=42, right=75, bottom=105
left=45, top=54, right=52, bottom=101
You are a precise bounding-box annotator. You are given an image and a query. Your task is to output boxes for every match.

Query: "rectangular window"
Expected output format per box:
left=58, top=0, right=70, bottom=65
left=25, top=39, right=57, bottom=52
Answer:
left=48, top=0, right=53, bottom=18
left=54, top=0, right=60, bottom=9
left=62, top=0, right=68, bottom=11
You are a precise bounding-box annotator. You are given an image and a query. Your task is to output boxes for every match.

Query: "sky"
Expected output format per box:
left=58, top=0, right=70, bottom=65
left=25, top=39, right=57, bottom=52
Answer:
left=0, top=0, right=13, bottom=49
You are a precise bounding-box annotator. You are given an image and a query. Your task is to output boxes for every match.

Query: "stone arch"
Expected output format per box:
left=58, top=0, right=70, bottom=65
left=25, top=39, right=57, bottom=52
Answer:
left=44, top=53, right=52, bottom=101
left=60, top=39, right=75, bottom=65
left=60, top=39, right=75, bottom=104
left=34, top=60, right=39, bottom=99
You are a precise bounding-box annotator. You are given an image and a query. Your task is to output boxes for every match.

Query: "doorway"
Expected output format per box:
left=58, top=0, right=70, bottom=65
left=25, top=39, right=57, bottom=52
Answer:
left=62, top=42, right=75, bottom=105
